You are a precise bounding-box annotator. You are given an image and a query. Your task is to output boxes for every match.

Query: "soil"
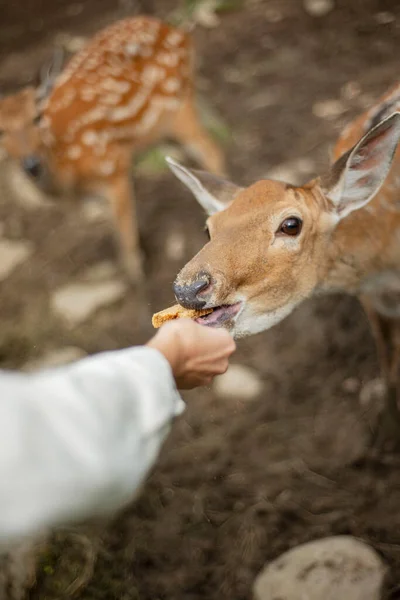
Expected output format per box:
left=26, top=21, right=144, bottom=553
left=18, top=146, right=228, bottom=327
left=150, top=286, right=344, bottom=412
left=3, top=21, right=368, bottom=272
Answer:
left=2, top=0, right=400, bottom=598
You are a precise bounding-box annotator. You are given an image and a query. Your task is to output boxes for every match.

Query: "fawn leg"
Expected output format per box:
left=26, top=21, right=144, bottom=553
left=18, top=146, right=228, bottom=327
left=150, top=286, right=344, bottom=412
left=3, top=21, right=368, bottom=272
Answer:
left=170, top=95, right=226, bottom=176
left=361, top=296, right=400, bottom=448
left=106, top=173, right=143, bottom=283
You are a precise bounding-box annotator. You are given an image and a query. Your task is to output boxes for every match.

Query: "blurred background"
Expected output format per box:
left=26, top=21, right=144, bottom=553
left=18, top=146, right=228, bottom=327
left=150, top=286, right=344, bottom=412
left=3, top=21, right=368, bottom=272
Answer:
left=1, top=0, right=400, bottom=598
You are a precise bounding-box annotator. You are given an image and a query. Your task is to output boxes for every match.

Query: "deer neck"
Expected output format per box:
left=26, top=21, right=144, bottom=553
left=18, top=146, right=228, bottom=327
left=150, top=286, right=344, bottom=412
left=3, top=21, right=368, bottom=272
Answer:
left=316, top=204, right=397, bottom=297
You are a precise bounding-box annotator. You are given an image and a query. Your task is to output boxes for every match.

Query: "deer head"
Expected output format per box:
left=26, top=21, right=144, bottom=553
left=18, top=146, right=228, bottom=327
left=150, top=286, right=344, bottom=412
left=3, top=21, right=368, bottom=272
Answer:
left=0, top=48, right=65, bottom=188
left=168, top=112, right=400, bottom=338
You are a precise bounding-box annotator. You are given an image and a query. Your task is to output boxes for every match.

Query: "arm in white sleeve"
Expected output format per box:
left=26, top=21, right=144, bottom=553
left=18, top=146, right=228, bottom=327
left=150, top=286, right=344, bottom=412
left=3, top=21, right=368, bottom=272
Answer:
left=0, top=347, right=184, bottom=547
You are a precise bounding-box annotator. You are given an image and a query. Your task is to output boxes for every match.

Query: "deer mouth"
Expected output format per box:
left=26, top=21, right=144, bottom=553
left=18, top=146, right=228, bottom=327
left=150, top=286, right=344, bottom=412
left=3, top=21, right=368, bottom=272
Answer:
left=195, top=302, right=242, bottom=327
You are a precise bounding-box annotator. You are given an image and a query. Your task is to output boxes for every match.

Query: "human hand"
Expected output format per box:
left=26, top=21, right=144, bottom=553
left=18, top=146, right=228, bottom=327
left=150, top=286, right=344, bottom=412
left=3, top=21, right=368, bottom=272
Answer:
left=147, top=319, right=236, bottom=389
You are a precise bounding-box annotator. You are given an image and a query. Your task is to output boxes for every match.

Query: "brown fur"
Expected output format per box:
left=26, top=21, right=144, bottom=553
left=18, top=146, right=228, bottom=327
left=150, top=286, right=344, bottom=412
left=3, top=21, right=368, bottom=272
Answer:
left=170, top=95, right=400, bottom=442
left=0, top=16, right=225, bottom=281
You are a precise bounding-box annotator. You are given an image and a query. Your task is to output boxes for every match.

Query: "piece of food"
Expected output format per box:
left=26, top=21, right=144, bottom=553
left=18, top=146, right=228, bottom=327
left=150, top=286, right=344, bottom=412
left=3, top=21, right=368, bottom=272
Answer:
left=152, top=304, right=213, bottom=328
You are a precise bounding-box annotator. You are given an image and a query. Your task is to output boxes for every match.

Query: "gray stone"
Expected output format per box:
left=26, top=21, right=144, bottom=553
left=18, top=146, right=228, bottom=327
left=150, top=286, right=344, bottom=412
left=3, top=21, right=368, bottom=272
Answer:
left=374, top=11, right=395, bottom=25
left=0, top=238, right=34, bottom=280
left=359, top=377, right=385, bottom=407
left=304, top=0, right=334, bottom=17
left=52, top=278, right=127, bottom=325
left=253, top=536, right=386, bottom=600
left=313, top=99, right=346, bottom=119
left=213, top=364, right=263, bottom=401
left=81, top=261, right=119, bottom=282
left=24, top=347, right=87, bottom=372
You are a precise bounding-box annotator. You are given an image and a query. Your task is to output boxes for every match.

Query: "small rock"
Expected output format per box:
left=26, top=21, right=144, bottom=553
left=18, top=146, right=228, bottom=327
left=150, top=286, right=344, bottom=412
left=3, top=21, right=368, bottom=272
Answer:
left=247, top=89, right=280, bottom=111
left=0, top=239, right=34, bottom=280
left=24, top=347, right=87, bottom=372
left=374, top=11, right=395, bottom=25
left=193, top=0, right=220, bottom=28
left=264, top=8, right=283, bottom=23
left=304, top=0, right=334, bottom=17
left=313, top=99, right=346, bottom=119
left=341, top=81, right=362, bottom=101
left=82, top=261, right=119, bottom=282
left=213, top=364, right=263, bottom=401
left=165, top=230, right=185, bottom=261
left=52, top=279, right=127, bottom=325
left=253, top=536, right=386, bottom=600
left=224, top=67, right=243, bottom=84
left=359, top=377, right=385, bottom=407
left=342, top=377, right=360, bottom=393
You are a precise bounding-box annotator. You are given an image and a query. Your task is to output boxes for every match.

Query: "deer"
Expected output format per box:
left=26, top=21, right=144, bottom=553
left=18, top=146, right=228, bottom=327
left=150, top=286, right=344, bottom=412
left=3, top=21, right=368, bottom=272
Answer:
left=0, top=16, right=225, bottom=281
left=165, top=84, right=400, bottom=449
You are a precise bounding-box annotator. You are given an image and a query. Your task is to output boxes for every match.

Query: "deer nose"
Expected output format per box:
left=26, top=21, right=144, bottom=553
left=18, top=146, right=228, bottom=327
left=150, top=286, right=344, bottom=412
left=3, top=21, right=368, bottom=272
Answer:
left=21, top=155, right=42, bottom=179
left=173, top=275, right=210, bottom=310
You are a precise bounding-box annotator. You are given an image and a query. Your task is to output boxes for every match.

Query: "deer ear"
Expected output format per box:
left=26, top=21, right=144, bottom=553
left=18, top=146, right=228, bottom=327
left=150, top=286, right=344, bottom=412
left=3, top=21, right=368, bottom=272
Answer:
left=166, top=157, right=242, bottom=216
left=321, top=112, right=400, bottom=219
left=36, top=47, right=66, bottom=105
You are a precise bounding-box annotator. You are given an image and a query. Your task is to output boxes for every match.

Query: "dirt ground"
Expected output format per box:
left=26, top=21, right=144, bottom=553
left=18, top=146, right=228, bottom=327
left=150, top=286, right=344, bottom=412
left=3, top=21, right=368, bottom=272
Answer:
left=2, top=0, right=400, bottom=598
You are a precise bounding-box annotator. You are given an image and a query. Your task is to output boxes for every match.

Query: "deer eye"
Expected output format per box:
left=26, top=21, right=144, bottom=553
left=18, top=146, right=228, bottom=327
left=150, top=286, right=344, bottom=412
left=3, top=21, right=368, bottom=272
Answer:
left=204, top=226, right=211, bottom=241
left=278, top=217, right=302, bottom=236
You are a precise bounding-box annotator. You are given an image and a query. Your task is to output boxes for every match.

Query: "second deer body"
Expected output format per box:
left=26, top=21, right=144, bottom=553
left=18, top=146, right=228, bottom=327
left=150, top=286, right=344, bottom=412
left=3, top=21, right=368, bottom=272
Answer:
left=0, top=16, right=225, bottom=280
left=167, top=84, right=400, bottom=447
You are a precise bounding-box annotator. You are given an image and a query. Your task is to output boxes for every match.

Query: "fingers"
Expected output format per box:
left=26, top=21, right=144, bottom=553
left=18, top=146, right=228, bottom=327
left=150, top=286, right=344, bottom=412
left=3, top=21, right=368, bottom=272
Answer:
left=147, top=319, right=237, bottom=390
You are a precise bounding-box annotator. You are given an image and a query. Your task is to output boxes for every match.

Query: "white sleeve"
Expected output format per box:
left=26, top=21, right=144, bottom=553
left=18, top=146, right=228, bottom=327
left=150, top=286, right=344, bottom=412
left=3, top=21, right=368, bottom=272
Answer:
left=0, top=347, right=184, bottom=547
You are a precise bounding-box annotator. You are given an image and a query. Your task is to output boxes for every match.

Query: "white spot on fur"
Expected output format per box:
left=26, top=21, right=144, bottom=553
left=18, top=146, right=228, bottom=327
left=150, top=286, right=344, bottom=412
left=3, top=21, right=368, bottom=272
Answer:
left=156, top=52, right=179, bottom=68
left=125, top=43, right=141, bottom=56
left=81, top=129, right=98, bottom=146
left=136, top=31, right=157, bottom=44
left=67, top=145, right=82, bottom=160
left=49, top=88, right=76, bottom=112
left=100, top=78, right=131, bottom=94
left=85, top=57, right=100, bottom=70
left=101, top=93, right=121, bottom=106
left=80, top=87, right=97, bottom=103
left=162, top=77, right=180, bottom=93
left=152, top=94, right=181, bottom=111
left=165, top=30, right=184, bottom=47
left=134, top=105, right=161, bottom=134
left=141, top=64, right=165, bottom=85
left=110, top=88, right=150, bottom=121
left=80, top=106, right=107, bottom=126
